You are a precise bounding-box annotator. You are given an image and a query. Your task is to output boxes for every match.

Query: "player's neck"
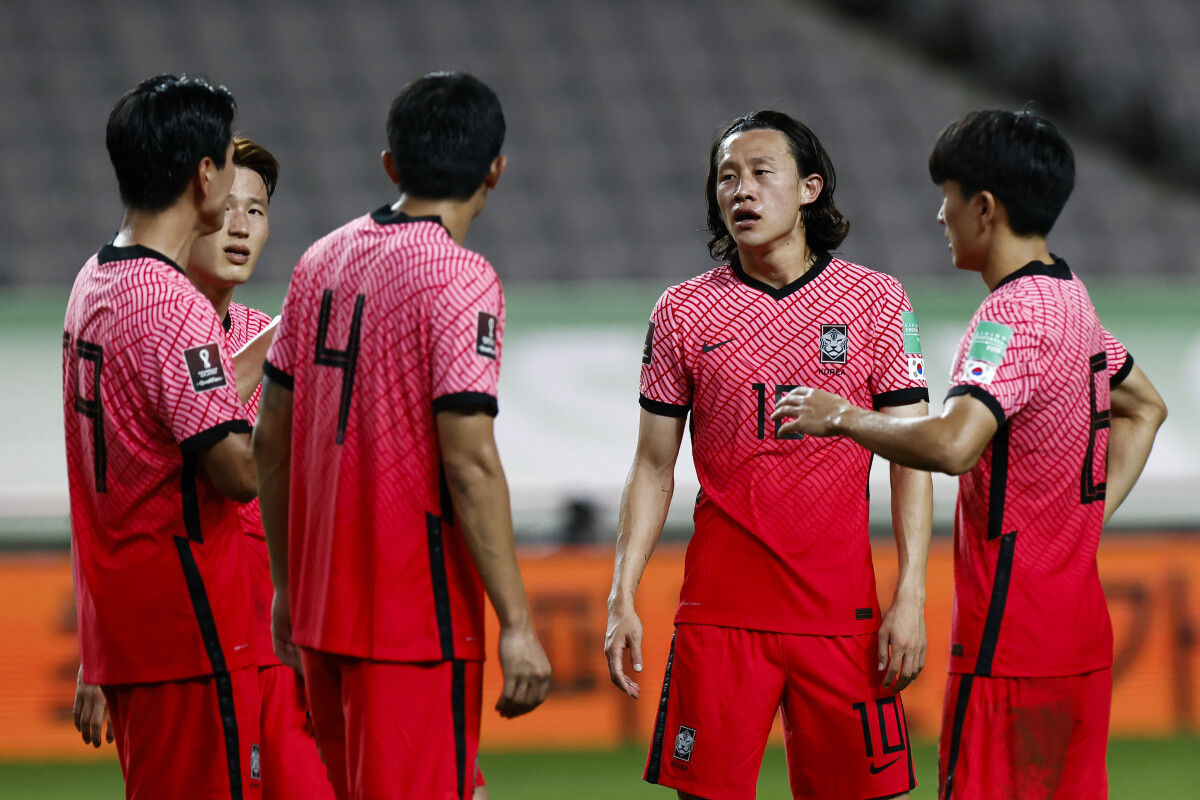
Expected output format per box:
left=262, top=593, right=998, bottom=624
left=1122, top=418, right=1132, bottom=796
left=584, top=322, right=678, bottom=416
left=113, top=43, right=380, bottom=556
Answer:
left=113, top=206, right=202, bottom=269
left=738, top=237, right=817, bottom=289
left=189, top=279, right=235, bottom=320
left=980, top=233, right=1054, bottom=291
left=392, top=194, right=483, bottom=245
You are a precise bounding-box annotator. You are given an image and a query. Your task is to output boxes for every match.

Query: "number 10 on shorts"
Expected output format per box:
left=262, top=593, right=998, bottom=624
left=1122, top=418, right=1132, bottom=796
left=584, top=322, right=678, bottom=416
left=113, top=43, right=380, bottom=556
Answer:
left=851, top=697, right=905, bottom=758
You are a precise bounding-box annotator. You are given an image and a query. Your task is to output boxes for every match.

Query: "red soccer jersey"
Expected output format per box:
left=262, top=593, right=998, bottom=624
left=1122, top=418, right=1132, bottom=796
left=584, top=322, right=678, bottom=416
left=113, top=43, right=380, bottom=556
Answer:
left=223, top=300, right=278, bottom=667
left=264, top=207, right=502, bottom=662
left=640, top=255, right=929, bottom=635
left=63, top=244, right=256, bottom=685
left=945, top=258, right=1131, bottom=678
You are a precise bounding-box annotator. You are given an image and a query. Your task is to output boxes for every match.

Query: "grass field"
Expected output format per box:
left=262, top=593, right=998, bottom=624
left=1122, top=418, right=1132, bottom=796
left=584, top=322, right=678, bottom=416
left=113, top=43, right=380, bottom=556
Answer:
left=3, top=738, right=1197, bottom=799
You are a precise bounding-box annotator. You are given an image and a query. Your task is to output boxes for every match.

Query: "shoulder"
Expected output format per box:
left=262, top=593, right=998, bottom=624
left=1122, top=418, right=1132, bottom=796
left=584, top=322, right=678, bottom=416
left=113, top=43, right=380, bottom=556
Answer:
left=826, top=257, right=907, bottom=299
left=662, top=264, right=737, bottom=305
left=229, top=301, right=273, bottom=334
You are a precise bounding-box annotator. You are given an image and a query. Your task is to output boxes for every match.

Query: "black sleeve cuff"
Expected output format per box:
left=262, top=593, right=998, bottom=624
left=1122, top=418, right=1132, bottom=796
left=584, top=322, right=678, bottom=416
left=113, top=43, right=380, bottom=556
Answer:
left=1111, top=353, right=1134, bottom=387
left=432, top=392, right=499, bottom=417
left=180, top=419, right=253, bottom=454
left=639, top=394, right=691, bottom=418
left=262, top=360, right=294, bottom=391
left=946, top=385, right=1005, bottom=427
left=872, top=387, right=930, bottom=410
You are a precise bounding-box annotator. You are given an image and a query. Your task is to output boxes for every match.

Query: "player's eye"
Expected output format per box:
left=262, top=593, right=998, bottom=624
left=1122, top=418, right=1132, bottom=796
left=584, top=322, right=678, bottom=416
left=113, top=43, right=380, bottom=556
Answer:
left=719, top=173, right=735, bottom=183
left=249, top=208, right=264, bottom=216
left=755, top=169, right=771, bottom=176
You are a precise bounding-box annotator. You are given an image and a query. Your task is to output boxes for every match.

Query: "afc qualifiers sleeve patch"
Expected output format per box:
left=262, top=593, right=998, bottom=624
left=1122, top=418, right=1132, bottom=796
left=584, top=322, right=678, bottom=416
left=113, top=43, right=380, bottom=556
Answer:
left=183, top=342, right=229, bottom=393
left=476, top=311, right=498, bottom=360
left=960, top=320, right=1013, bottom=384
left=642, top=321, right=655, bottom=365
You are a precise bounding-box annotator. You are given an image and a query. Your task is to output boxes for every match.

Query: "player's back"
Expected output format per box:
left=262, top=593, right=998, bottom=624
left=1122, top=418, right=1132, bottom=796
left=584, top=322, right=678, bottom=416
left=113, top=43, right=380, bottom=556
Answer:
left=266, top=207, right=502, bottom=663
left=947, top=259, right=1128, bottom=678
left=63, top=245, right=255, bottom=685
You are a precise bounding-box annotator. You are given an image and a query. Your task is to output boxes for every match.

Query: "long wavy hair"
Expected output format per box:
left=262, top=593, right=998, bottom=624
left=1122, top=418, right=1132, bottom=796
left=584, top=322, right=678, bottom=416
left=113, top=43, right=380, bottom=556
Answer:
left=705, top=110, right=849, bottom=263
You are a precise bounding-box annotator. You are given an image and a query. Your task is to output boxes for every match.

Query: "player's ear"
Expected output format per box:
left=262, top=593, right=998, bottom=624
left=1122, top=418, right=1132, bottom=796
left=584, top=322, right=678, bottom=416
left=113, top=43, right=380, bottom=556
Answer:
left=977, top=190, right=1000, bottom=230
left=483, top=155, right=507, bottom=190
left=194, top=155, right=219, bottom=204
left=381, top=150, right=400, bottom=185
left=798, top=172, right=823, bottom=208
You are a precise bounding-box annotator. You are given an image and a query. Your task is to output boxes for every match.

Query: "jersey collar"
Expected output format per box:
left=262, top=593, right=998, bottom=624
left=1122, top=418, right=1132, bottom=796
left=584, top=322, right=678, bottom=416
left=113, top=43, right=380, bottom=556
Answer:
left=222, top=311, right=232, bottom=332
left=97, top=242, right=184, bottom=274
left=370, top=204, right=450, bottom=234
left=992, top=256, right=1072, bottom=291
left=730, top=251, right=833, bottom=300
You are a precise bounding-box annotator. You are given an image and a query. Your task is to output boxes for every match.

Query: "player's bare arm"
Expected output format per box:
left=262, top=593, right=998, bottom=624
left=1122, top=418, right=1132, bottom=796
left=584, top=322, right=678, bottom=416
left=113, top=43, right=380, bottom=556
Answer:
left=199, top=431, right=258, bottom=502
left=252, top=375, right=301, bottom=671
left=436, top=409, right=551, bottom=719
left=876, top=402, right=932, bottom=692
left=1104, top=363, right=1167, bottom=524
left=72, top=665, right=113, bottom=748
left=773, top=389, right=998, bottom=475
left=232, top=316, right=279, bottom=404
left=605, top=409, right=686, bottom=699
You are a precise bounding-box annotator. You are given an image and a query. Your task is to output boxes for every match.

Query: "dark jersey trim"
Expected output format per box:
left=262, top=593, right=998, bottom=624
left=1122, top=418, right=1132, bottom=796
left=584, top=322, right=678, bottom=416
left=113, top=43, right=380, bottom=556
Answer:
left=729, top=251, right=833, bottom=300
left=872, top=386, right=930, bottom=410
left=975, top=531, right=1017, bottom=676
left=432, top=392, right=499, bottom=417
left=180, top=419, right=253, bottom=455
left=986, top=422, right=1010, bottom=541
left=425, top=512, right=456, bottom=660
left=370, top=204, right=450, bottom=234
left=643, top=630, right=677, bottom=785
left=991, top=257, right=1072, bottom=291
left=639, top=395, right=691, bottom=418
left=222, top=311, right=232, bottom=333
left=946, top=385, right=1005, bottom=428
left=1111, top=353, right=1134, bottom=387
left=941, top=674, right=974, bottom=800
left=262, top=360, right=294, bottom=391
left=172, top=536, right=244, bottom=799
left=181, top=450, right=203, bottom=543
left=97, top=243, right=184, bottom=274
left=451, top=660, right=467, bottom=800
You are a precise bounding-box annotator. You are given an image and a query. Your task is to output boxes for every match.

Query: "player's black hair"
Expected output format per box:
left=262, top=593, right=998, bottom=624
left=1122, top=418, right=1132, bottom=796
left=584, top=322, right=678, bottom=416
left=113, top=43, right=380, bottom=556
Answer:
left=233, top=136, right=279, bottom=201
left=386, top=72, right=505, bottom=201
left=705, top=110, right=849, bottom=263
left=106, top=74, right=237, bottom=211
left=928, top=109, right=1075, bottom=237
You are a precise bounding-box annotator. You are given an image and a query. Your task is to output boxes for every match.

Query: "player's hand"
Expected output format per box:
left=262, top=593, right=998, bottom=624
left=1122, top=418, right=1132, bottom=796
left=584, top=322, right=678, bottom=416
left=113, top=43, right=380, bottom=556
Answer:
left=271, top=589, right=304, bottom=675
left=878, top=594, right=926, bottom=692
left=771, top=386, right=853, bottom=438
left=72, top=665, right=113, bottom=748
left=604, top=605, right=644, bottom=698
left=495, top=622, right=552, bottom=719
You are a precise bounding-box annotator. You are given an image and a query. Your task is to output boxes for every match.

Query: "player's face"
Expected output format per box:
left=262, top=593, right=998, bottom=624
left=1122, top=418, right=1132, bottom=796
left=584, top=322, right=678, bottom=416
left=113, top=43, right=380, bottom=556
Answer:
left=198, top=140, right=238, bottom=234
left=715, top=129, right=815, bottom=255
left=187, top=166, right=270, bottom=289
left=937, top=181, right=985, bottom=272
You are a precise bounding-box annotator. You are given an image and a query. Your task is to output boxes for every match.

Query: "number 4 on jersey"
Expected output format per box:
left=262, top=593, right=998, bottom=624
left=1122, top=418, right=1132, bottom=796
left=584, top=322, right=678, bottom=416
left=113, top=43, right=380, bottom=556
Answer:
left=314, top=289, right=366, bottom=444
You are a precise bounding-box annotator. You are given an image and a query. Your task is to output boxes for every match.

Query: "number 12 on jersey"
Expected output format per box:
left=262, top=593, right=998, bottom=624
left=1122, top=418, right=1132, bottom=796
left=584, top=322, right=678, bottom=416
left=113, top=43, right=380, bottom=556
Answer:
left=752, top=383, right=804, bottom=441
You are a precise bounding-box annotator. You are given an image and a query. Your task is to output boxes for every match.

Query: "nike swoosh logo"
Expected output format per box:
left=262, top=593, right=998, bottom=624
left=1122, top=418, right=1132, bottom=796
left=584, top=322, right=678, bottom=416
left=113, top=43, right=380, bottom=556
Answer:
left=869, top=756, right=902, bottom=774
left=701, top=340, right=734, bottom=353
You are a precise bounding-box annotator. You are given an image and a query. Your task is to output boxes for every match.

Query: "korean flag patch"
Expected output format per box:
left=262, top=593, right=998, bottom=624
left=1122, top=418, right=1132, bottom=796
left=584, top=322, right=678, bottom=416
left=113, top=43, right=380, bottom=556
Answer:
left=960, top=321, right=1013, bottom=384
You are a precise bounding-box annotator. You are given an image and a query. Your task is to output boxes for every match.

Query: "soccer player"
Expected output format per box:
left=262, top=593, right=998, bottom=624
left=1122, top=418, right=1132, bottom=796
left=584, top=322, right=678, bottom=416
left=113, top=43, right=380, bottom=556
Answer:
left=605, top=110, right=932, bottom=800
left=63, top=75, right=262, bottom=799
left=253, top=72, right=551, bottom=800
left=773, top=109, right=1168, bottom=799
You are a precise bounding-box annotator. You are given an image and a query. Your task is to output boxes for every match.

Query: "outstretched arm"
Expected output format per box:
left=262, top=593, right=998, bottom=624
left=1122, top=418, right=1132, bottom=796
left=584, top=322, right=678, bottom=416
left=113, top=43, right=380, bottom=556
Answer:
left=604, top=409, right=686, bottom=699
left=437, top=409, right=551, bottom=719
left=1104, top=363, right=1167, bottom=524
left=774, top=389, right=998, bottom=475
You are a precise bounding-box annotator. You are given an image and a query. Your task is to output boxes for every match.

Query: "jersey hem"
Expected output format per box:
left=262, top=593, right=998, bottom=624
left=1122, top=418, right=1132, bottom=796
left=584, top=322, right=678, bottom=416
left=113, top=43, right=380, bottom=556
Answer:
left=180, top=419, right=252, bottom=454
left=639, top=394, right=691, bottom=418
left=872, top=386, right=929, bottom=410
left=1111, top=352, right=1134, bottom=386
left=673, top=613, right=881, bottom=637
left=946, top=385, right=1005, bottom=427
left=292, top=639, right=487, bottom=664
left=946, top=660, right=1114, bottom=679
left=432, top=391, right=498, bottom=417
left=262, top=360, right=294, bottom=391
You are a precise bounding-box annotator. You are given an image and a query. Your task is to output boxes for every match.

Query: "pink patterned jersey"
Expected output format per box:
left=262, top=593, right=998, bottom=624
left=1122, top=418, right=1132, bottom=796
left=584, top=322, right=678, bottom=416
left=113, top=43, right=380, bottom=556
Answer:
left=640, top=255, right=929, bottom=634
left=945, top=259, right=1132, bottom=677
left=222, top=300, right=278, bottom=667
left=264, top=208, right=502, bottom=662
left=63, top=244, right=255, bottom=685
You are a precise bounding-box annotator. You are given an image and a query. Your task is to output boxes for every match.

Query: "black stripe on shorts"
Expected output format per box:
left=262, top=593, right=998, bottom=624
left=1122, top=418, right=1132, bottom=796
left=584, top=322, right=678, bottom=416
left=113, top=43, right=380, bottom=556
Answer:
left=644, top=630, right=677, bottom=785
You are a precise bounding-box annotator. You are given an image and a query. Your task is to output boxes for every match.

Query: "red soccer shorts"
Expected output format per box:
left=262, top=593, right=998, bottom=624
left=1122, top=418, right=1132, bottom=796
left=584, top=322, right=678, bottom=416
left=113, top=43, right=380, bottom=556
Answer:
left=258, top=664, right=335, bottom=800
left=104, top=667, right=262, bottom=800
left=938, top=669, right=1111, bottom=800
left=644, top=623, right=915, bottom=800
left=300, top=648, right=483, bottom=800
